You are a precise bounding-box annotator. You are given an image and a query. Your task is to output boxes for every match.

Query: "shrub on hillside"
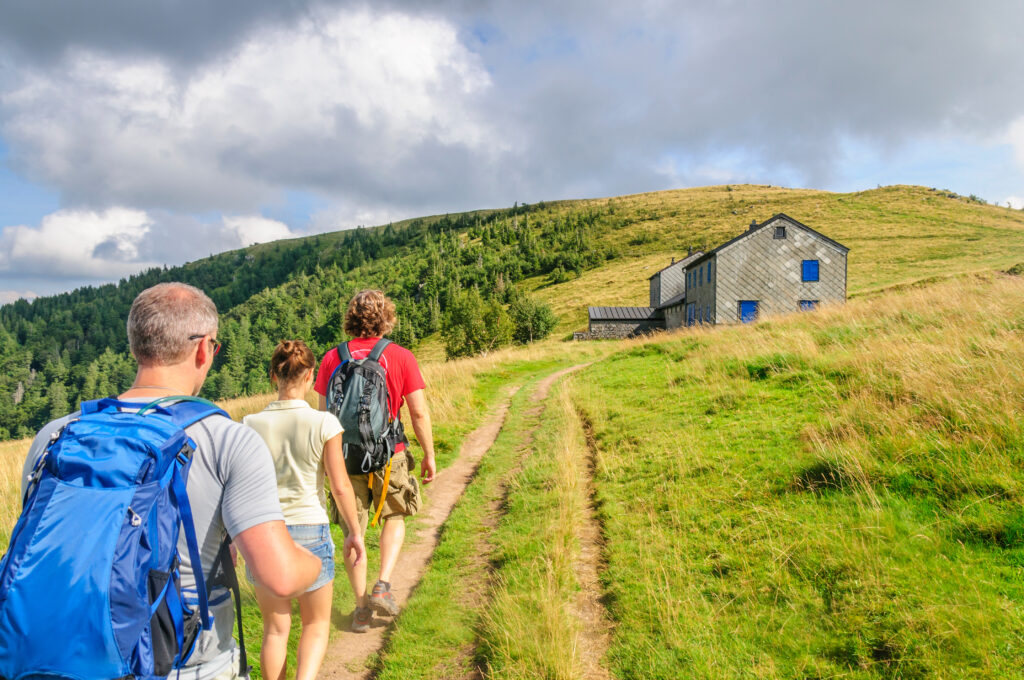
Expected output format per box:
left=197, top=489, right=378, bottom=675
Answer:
left=508, top=294, right=557, bottom=344
left=442, top=288, right=513, bottom=359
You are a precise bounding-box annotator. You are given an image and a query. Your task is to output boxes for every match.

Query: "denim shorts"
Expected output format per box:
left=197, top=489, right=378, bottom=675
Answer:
left=246, top=523, right=335, bottom=593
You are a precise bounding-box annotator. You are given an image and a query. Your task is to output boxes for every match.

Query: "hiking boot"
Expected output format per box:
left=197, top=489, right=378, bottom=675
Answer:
left=351, top=605, right=373, bottom=633
left=370, top=580, right=400, bottom=616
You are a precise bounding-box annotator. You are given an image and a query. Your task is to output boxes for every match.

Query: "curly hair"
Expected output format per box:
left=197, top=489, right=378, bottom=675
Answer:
left=269, top=339, right=315, bottom=385
left=344, top=289, right=397, bottom=338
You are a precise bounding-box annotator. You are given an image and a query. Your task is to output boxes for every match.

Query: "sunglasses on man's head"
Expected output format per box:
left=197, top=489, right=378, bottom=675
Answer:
left=188, top=334, right=222, bottom=357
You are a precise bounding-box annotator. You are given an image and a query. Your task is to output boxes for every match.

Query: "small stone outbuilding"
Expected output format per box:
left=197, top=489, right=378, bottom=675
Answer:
left=576, top=251, right=704, bottom=339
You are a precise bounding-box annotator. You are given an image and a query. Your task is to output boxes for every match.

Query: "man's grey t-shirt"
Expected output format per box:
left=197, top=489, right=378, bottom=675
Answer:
left=22, top=399, right=284, bottom=680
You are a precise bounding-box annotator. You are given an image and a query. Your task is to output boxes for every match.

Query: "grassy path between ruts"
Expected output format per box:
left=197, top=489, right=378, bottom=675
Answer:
left=364, top=363, right=610, bottom=680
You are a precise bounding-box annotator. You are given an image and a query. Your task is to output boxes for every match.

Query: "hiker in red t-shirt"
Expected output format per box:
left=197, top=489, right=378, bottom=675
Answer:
left=314, top=289, right=436, bottom=632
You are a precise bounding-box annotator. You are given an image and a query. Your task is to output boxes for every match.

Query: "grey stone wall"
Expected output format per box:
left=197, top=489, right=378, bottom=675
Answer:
left=581, top=320, right=664, bottom=339
left=714, top=217, right=846, bottom=324
left=664, top=303, right=685, bottom=329
left=685, top=258, right=717, bottom=324
left=649, top=259, right=687, bottom=307
left=649, top=276, right=662, bottom=308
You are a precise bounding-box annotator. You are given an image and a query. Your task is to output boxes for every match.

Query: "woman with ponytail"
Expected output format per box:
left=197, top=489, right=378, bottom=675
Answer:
left=242, top=339, right=365, bottom=680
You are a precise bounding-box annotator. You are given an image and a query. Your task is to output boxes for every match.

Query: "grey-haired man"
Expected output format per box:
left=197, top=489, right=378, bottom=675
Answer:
left=21, top=282, right=322, bottom=679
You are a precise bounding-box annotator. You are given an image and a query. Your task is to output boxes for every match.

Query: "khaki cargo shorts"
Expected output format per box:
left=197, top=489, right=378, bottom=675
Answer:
left=341, top=448, right=422, bottom=536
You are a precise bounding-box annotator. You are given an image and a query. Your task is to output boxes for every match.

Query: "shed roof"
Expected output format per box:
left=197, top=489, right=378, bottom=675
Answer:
left=656, top=292, right=686, bottom=310
left=686, top=213, right=849, bottom=269
left=588, top=306, right=663, bottom=321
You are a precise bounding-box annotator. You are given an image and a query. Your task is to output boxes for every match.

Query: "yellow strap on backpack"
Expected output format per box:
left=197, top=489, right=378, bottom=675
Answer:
left=369, top=459, right=393, bottom=528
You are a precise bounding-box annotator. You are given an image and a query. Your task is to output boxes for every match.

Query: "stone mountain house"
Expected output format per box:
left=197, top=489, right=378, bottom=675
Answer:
left=578, top=213, right=849, bottom=339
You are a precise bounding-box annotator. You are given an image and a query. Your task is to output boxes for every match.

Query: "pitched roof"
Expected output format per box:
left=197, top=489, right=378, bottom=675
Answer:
left=588, top=306, right=663, bottom=321
left=647, top=250, right=705, bottom=279
left=686, top=213, right=849, bottom=268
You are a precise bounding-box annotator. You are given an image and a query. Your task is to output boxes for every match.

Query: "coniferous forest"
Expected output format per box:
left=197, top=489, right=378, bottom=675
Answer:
left=0, top=201, right=621, bottom=440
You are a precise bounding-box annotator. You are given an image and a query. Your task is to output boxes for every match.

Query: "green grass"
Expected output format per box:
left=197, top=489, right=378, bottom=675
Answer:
left=239, top=272, right=1024, bottom=680
left=374, top=367, right=566, bottom=679
left=569, top=273, right=1024, bottom=678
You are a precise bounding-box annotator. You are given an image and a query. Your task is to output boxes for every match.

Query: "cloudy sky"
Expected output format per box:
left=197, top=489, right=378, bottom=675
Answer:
left=2, top=1, right=1024, bottom=302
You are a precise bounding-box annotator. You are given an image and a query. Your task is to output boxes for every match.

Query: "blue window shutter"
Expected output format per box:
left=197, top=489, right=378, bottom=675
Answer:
left=800, top=300, right=819, bottom=311
left=802, top=260, right=819, bottom=282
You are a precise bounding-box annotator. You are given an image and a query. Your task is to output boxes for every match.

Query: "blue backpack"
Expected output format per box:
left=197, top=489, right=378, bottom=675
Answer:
left=0, top=396, right=247, bottom=680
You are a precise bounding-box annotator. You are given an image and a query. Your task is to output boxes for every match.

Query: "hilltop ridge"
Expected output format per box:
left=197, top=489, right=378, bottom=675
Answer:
left=1, top=184, right=1022, bottom=440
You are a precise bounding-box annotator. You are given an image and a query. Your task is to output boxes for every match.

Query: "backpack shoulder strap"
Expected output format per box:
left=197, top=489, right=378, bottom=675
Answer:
left=367, top=338, right=391, bottom=363
left=79, top=397, right=121, bottom=415
left=137, top=396, right=229, bottom=428
left=208, top=536, right=250, bottom=678
left=337, top=342, right=353, bottom=363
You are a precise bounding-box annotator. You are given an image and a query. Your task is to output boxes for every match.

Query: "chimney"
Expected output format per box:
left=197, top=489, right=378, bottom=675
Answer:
left=688, top=245, right=693, bottom=256
left=749, top=219, right=758, bottom=231
left=671, top=256, right=675, bottom=264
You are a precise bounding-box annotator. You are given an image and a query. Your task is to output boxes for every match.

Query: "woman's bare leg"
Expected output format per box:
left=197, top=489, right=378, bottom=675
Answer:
left=295, top=582, right=334, bottom=680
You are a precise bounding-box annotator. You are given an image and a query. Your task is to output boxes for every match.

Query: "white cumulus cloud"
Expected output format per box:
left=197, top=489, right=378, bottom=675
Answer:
left=1007, top=117, right=1024, bottom=170
left=0, top=289, right=38, bottom=304
left=223, top=215, right=295, bottom=246
left=0, top=207, right=160, bottom=279
left=0, top=7, right=495, bottom=213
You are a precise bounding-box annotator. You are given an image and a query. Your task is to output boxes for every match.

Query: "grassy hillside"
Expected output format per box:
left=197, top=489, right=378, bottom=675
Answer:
left=2, top=185, right=1024, bottom=678
left=569, top=272, right=1024, bottom=678
left=360, top=272, right=1024, bottom=679
left=522, top=184, right=1024, bottom=331
left=3, top=183, right=1024, bottom=441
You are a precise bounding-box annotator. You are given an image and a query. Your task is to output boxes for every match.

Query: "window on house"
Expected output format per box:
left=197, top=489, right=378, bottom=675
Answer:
left=699, top=266, right=703, bottom=286
left=800, top=300, right=819, bottom=311
left=774, top=226, right=786, bottom=239
left=738, top=300, right=759, bottom=323
left=705, top=304, right=711, bottom=322
left=802, top=259, right=819, bottom=282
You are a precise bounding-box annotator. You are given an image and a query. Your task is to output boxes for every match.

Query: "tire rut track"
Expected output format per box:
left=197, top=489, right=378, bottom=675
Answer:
left=573, top=407, right=614, bottom=680
left=319, top=384, right=521, bottom=679
left=450, top=363, right=592, bottom=680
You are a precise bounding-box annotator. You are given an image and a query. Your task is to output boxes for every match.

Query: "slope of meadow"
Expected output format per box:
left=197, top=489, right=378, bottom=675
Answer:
left=328, top=271, right=1024, bottom=680
left=570, top=272, right=1024, bottom=678
left=524, top=184, right=1024, bottom=331
left=3, top=183, right=1023, bottom=439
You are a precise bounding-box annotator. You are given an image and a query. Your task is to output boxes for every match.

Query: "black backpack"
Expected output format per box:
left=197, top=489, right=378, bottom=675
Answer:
left=326, top=339, right=407, bottom=476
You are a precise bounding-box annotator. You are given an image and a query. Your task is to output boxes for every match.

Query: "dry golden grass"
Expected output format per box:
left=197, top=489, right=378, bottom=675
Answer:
left=521, top=184, right=1024, bottom=333
left=0, top=439, right=29, bottom=546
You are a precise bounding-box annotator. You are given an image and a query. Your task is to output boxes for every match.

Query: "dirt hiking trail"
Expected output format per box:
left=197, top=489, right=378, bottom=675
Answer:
left=317, top=364, right=588, bottom=679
